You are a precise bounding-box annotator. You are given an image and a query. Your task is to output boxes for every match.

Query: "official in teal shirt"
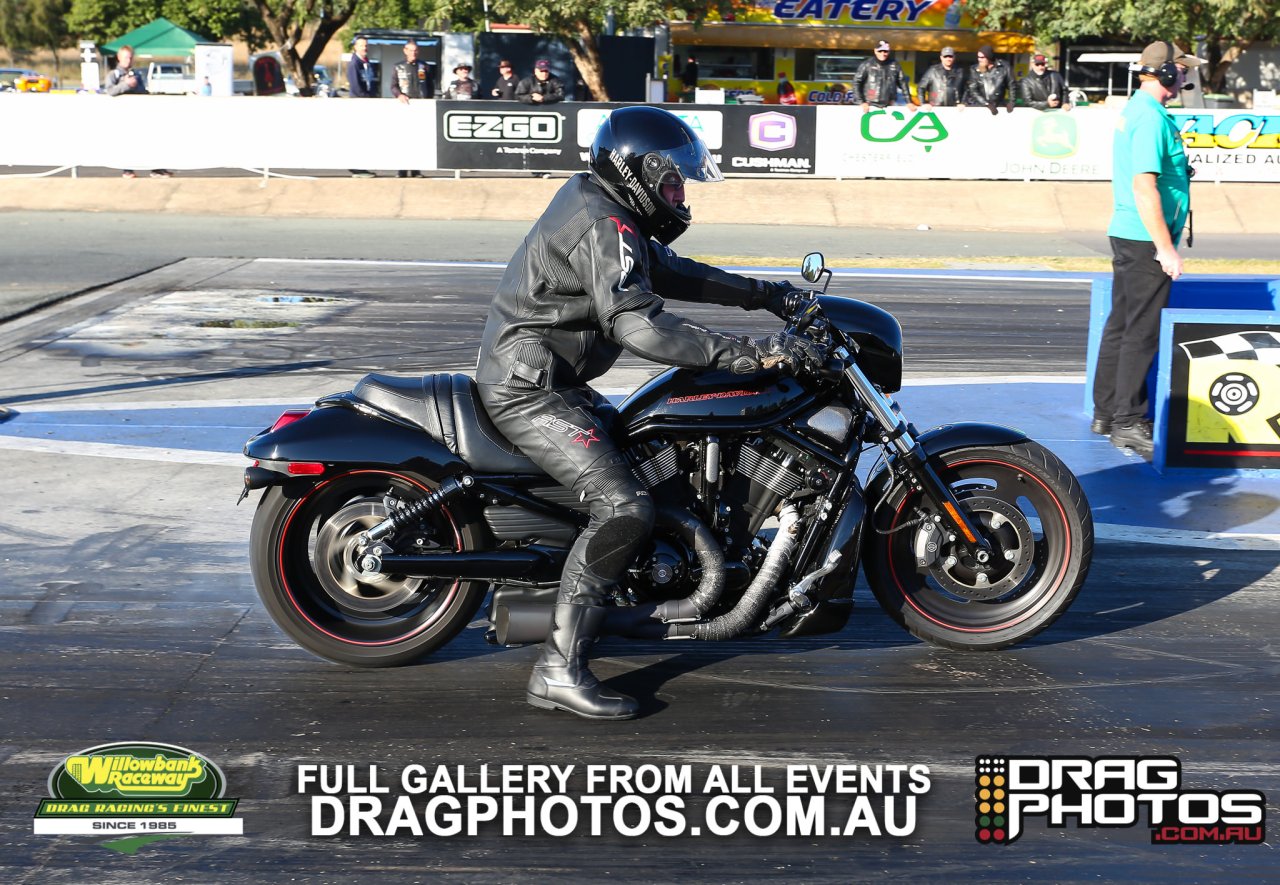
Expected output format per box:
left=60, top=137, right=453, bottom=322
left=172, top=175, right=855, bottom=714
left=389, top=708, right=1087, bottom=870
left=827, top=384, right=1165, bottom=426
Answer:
left=1093, top=41, right=1203, bottom=458
left=1108, top=88, right=1191, bottom=245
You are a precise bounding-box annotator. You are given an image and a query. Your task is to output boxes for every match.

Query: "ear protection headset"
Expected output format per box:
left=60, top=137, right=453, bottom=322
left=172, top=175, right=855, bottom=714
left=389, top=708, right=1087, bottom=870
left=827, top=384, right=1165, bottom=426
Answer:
left=1129, top=41, right=1180, bottom=88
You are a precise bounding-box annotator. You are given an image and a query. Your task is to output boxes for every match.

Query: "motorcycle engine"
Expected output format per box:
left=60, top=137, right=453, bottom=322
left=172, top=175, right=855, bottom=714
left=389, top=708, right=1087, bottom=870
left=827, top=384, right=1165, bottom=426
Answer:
left=625, top=534, right=697, bottom=603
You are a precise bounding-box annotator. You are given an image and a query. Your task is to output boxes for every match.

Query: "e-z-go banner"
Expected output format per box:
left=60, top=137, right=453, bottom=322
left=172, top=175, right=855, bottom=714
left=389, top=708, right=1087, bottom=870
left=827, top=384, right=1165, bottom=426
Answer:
left=814, top=106, right=1280, bottom=182
left=436, top=101, right=817, bottom=175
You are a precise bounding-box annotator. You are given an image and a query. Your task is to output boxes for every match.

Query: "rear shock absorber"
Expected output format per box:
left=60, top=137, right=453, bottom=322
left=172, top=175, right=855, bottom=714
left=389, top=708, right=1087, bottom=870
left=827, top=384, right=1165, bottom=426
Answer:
left=360, top=475, right=474, bottom=545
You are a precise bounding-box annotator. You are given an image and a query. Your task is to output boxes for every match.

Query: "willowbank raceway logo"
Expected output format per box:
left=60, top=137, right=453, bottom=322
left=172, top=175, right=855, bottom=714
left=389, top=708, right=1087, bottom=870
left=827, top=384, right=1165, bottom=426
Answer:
left=973, top=756, right=1265, bottom=845
left=34, top=742, right=243, bottom=852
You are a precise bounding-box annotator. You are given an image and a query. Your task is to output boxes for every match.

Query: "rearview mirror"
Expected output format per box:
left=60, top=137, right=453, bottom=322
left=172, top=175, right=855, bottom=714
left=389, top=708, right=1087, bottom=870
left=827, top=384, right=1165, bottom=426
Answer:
left=800, top=252, right=825, bottom=284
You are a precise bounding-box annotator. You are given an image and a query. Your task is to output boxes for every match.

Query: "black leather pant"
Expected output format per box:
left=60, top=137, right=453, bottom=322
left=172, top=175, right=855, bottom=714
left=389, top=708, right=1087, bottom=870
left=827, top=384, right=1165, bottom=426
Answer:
left=477, top=383, right=655, bottom=606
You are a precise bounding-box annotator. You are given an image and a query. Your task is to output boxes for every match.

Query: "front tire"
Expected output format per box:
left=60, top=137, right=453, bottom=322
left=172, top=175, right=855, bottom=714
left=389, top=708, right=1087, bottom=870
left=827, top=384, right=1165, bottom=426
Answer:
left=864, top=442, right=1092, bottom=650
left=250, top=469, right=487, bottom=666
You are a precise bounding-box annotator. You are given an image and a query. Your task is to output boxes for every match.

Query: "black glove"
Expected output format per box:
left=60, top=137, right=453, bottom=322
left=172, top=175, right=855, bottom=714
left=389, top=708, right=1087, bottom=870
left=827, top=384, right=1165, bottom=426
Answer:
left=987, top=101, right=999, bottom=116
left=761, top=281, right=818, bottom=322
left=742, top=332, right=825, bottom=377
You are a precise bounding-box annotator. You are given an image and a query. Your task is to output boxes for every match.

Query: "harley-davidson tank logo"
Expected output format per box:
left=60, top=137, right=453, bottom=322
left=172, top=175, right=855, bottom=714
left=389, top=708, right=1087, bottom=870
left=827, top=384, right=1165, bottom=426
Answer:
left=533, top=414, right=600, bottom=448
left=666, top=390, right=758, bottom=405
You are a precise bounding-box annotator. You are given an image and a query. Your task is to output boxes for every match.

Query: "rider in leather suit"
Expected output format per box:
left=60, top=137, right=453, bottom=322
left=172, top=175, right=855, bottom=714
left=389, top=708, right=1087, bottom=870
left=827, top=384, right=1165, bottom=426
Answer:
left=475, top=106, right=821, bottom=720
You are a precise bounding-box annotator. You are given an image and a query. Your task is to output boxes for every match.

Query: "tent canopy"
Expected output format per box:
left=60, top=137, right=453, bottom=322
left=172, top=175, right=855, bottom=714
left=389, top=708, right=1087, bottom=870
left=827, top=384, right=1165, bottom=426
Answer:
left=102, top=17, right=209, bottom=57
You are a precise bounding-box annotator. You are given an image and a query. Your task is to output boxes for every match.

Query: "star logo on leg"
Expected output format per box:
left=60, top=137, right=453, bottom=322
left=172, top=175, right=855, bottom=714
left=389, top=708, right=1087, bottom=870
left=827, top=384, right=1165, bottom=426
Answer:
left=574, top=428, right=600, bottom=448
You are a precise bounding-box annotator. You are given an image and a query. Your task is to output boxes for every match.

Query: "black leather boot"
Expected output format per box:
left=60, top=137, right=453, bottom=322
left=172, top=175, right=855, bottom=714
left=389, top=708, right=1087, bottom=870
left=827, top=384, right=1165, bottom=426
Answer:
left=527, top=603, right=638, bottom=720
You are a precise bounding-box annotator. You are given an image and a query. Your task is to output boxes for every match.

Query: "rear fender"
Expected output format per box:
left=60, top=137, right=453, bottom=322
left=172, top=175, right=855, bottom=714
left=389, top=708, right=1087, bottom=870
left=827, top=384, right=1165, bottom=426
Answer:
left=244, top=404, right=465, bottom=489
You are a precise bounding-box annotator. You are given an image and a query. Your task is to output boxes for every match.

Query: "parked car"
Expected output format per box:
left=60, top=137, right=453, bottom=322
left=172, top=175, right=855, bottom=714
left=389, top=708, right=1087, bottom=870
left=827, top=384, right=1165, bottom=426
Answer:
left=147, top=61, right=196, bottom=95
left=0, top=68, right=47, bottom=92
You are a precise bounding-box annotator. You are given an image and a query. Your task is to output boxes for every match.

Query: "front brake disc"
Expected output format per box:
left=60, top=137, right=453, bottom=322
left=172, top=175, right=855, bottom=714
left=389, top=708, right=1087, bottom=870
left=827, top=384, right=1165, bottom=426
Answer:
left=912, top=496, right=1034, bottom=601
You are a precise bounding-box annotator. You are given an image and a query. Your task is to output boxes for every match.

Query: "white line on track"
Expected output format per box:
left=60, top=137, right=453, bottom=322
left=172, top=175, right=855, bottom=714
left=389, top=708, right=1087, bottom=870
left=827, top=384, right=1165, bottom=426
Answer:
left=251, top=257, right=1094, bottom=285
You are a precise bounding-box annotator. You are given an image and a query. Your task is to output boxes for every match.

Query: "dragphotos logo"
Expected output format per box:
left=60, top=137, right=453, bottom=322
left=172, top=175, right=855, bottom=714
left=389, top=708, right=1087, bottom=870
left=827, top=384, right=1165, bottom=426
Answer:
left=974, top=756, right=1265, bottom=845
left=444, top=111, right=562, bottom=143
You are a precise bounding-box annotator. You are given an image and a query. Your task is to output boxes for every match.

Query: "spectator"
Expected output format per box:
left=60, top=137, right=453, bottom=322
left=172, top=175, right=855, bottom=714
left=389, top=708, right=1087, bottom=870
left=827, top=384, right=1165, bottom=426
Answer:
left=681, top=55, right=699, bottom=89
left=392, top=40, right=434, bottom=103
left=516, top=59, right=564, bottom=105
left=444, top=63, right=481, bottom=100
left=105, top=46, right=171, bottom=179
left=391, top=40, right=433, bottom=179
left=346, top=36, right=377, bottom=179
left=917, top=46, right=966, bottom=109
left=964, top=44, right=1011, bottom=114
left=347, top=37, right=377, bottom=98
left=490, top=59, right=517, bottom=100
left=776, top=71, right=797, bottom=105
left=1018, top=53, right=1068, bottom=110
left=852, top=40, right=909, bottom=112
left=1094, top=40, right=1202, bottom=457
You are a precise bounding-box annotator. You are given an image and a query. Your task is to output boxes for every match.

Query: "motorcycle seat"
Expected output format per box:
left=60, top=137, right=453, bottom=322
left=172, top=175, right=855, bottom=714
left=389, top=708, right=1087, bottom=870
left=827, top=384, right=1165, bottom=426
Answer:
left=352, top=373, right=543, bottom=475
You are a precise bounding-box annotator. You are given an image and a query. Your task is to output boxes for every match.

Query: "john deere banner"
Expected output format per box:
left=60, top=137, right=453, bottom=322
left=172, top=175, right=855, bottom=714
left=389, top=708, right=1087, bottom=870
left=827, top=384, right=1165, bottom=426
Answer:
left=1161, top=312, right=1280, bottom=471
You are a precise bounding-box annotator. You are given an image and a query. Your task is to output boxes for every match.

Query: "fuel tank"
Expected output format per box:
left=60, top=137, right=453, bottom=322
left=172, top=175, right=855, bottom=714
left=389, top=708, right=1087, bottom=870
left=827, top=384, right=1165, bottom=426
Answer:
left=819, top=295, right=903, bottom=393
left=618, top=367, right=816, bottom=436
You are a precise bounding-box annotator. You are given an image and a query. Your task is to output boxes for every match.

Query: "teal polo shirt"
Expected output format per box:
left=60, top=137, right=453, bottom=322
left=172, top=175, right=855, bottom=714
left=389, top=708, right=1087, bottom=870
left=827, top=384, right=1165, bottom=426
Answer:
left=1108, top=89, right=1190, bottom=245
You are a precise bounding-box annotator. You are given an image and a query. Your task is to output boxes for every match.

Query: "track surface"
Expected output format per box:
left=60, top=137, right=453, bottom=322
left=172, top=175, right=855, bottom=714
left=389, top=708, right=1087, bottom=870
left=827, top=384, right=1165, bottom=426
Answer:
left=0, top=253, right=1276, bottom=882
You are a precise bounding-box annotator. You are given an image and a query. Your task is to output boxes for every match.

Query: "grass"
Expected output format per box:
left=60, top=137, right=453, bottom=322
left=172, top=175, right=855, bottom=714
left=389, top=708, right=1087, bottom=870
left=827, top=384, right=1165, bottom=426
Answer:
left=688, top=255, right=1280, bottom=275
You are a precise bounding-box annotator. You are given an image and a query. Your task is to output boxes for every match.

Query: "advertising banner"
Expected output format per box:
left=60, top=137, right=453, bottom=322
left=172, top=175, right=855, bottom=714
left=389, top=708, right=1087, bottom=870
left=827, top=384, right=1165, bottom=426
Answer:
left=437, top=102, right=817, bottom=175
left=818, top=106, right=1280, bottom=182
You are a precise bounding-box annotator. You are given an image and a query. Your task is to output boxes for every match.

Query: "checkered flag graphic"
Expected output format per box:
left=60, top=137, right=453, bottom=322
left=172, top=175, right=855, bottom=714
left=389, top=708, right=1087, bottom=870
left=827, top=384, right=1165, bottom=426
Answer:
left=1179, top=330, right=1280, bottom=363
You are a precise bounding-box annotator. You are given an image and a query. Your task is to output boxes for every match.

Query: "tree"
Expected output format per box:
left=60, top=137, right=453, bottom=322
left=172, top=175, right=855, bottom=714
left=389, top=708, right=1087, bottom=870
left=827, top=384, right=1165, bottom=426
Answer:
left=963, top=0, right=1280, bottom=93
left=248, top=0, right=362, bottom=95
left=1, top=0, right=72, bottom=73
left=64, top=0, right=258, bottom=46
left=490, top=0, right=730, bottom=101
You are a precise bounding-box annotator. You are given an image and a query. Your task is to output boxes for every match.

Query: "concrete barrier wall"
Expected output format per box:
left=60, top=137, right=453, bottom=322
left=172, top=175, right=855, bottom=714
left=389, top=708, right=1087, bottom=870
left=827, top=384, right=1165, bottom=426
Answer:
left=1, top=177, right=1276, bottom=234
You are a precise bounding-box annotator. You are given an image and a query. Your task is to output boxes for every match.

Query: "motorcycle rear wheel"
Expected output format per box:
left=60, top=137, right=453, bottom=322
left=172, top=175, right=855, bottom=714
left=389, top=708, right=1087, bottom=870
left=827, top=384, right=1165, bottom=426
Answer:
left=250, top=469, right=487, bottom=667
left=864, top=442, right=1092, bottom=650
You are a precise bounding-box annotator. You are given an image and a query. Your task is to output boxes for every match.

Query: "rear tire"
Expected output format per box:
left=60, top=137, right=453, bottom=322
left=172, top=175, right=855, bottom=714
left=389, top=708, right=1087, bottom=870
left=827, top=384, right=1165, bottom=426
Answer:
left=250, top=469, right=486, bottom=666
left=863, top=442, right=1092, bottom=650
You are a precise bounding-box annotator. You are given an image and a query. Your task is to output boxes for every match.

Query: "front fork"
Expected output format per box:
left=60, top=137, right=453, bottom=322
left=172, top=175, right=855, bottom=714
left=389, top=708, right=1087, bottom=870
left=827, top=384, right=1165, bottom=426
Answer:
left=842, top=358, right=993, bottom=564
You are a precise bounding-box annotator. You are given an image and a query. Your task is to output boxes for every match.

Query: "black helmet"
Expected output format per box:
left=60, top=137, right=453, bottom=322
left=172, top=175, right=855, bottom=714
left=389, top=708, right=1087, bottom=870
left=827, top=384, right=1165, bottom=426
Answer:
left=588, top=105, right=722, bottom=245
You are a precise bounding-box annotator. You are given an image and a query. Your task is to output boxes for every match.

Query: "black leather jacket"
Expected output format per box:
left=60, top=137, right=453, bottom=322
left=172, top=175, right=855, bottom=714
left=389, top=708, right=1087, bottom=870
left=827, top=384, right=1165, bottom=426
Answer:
left=515, top=74, right=564, bottom=104
left=917, top=63, right=967, bottom=107
left=964, top=62, right=1011, bottom=107
left=1017, top=70, right=1066, bottom=110
left=852, top=58, right=908, bottom=107
left=475, top=173, right=778, bottom=390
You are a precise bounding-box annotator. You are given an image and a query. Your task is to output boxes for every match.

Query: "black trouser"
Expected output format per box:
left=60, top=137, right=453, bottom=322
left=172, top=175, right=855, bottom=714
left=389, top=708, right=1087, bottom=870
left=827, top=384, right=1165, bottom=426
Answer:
left=1093, top=236, right=1173, bottom=424
left=477, top=382, right=654, bottom=606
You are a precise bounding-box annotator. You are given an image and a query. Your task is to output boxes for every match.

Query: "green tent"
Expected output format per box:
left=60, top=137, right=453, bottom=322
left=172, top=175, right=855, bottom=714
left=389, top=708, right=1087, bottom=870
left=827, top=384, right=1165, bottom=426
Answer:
left=102, top=17, right=209, bottom=57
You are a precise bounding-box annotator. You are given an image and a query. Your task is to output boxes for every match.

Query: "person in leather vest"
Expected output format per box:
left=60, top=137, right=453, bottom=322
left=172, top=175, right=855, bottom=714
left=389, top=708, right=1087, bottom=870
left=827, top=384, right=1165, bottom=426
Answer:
left=1017, top=53, right=1068, bottom=110
left=852, top=40, right=910, bottom=112
left=917, top=46, right=967, bottom=109
left=964, top=44, right=1012, bottom=113
left=392, top=40, right=434, bottom=101
left=476, top=107, right=821, bottom=720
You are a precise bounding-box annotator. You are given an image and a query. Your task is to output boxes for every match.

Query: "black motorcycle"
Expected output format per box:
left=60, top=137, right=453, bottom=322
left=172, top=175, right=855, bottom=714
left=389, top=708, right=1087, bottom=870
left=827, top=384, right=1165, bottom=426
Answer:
left=241, top=253, right=1092, bottom=667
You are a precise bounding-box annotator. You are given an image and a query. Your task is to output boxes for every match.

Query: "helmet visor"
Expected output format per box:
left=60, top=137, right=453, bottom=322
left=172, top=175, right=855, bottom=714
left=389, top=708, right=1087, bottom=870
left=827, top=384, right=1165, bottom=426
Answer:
left=666, top=138, right=723, bottom=184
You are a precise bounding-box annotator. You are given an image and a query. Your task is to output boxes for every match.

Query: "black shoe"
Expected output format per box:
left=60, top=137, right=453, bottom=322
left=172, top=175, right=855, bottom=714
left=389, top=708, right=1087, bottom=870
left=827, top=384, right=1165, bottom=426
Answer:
left=527, top=604, right=638, bottom=720
left=1110, top=420, right=1154, bottom=457
left=1090, top=416, right=1112, bottom=435
left=397, top=170, right=409, bottom=178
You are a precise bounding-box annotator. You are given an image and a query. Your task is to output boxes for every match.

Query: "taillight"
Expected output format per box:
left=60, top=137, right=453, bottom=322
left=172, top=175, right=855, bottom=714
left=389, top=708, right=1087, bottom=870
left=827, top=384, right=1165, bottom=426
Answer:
left=287, top=462, right=326, bottom=476
left=269, top=409, right=311, bottom=433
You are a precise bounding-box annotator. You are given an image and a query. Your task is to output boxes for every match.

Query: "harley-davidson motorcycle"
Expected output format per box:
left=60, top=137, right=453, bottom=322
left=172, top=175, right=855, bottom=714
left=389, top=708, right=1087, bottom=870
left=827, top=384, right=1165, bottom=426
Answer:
left=241, top=253, right=1092, bottom=667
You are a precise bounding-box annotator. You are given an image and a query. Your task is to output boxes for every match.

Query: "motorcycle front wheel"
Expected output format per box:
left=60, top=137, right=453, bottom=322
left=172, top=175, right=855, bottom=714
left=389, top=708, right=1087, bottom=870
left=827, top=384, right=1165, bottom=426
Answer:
left=864, top=442, right=1093, bottom=650
left=250, top=469, right=487, bottom=667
